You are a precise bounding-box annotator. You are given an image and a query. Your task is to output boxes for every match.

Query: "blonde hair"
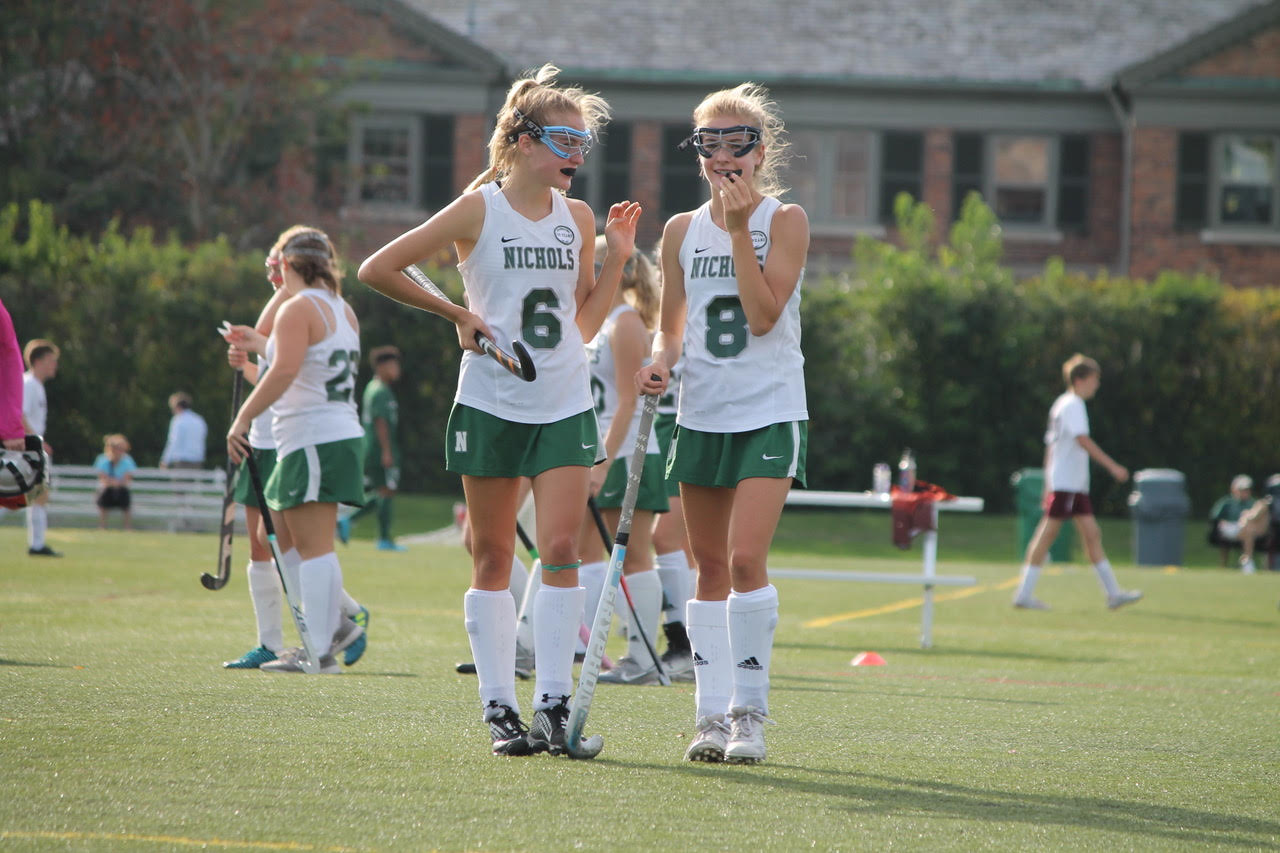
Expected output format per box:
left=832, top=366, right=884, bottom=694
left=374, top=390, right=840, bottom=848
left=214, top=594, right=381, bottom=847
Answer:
left=103, top=433, right=130, bottom=453
left=271, top=225, right=342, bottom=294
left=1062, top=353, right=1100, bottom=387
left=691, top=82, right=791, bottom=198
left=466, top=64, right=611, bottom=192
left=23, top=339, right=58, bottom=369
left=594, top=236, right=659, bottom=330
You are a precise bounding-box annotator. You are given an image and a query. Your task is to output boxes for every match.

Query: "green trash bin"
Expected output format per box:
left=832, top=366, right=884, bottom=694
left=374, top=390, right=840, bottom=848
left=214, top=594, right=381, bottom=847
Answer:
left=1128, top=469, right=1190, bottom=567
left=1010, top=468, right=1074, bottom=562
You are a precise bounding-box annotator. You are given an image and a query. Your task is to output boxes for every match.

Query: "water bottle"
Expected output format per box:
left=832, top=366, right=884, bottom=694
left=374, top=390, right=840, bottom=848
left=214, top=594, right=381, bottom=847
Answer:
left=897, top=449, right=916, bottom=492
left=873, top=463, right=891, bottom=496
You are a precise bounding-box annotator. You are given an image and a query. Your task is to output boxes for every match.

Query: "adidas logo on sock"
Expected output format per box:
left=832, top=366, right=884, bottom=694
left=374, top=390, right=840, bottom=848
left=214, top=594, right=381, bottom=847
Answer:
left=736, top=656, right=764, bottom=671
left=692, top=652, right=707, bottom=667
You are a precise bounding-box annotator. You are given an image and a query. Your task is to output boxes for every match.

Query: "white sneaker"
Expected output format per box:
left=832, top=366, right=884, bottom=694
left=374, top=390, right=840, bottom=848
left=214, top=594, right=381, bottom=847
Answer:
left=1013, top=596, right=1050, bottom=610
left=684, top=714, right=730, bottom=762
left=1107, top=590, right=1143, bottom=610
left=329, top=618, right=364, bottom=657
left=1240, top=557, right=1257, bottom=574
left=724, top=705, right=775, bottom=764
left=597, top=655, right=659, bottom=685
left=260, top=647, right=340, bottom=674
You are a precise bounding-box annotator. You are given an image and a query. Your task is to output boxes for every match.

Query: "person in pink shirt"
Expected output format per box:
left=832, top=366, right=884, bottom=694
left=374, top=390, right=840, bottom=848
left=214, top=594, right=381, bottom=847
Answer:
left=0, top=297, right=24, bottom=452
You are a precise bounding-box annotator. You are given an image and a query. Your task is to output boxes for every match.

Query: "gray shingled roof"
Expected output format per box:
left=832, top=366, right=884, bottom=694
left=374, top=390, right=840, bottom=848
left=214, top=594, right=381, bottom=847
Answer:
left=400, top=0, right=1266, bottom=89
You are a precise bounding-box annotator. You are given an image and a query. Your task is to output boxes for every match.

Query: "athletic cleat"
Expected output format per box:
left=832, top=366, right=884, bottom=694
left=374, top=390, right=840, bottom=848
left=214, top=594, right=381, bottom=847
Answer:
left=597, top=654, right=660, bottom=685
left=376, top=539, right=406, bottom=552
left=661, top=622, right=695, bottom=682
left=342, top=607, right=369, bottom=666
left=724, top=705, right=775, bottom=764
left=1013, top=596, right=1050, bottom=610
left=685, top=714, right=730, bottom=762
left=1240, top=557, right=1257, bottom=574
left=260, top=647, right=340, bottom=674
left=486, top=702, right=534, bottom=756
left=330, top=617, right=365, bottom=663
left=222, top=645, right=278, bottom=669
left=1107, top=590, right=1143, bottom=610
left=528, top=695, right=571, bottom=756
left=336, top=516, right=351, bottom=545
left=28, top=545, right=61, bottom=557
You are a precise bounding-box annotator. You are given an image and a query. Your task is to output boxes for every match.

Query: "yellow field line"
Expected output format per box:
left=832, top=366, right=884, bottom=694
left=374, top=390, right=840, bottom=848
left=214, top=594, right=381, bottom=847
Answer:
left=803, top=569, right=1058, bottom=629
left=0, top=831, right=361, bottom=852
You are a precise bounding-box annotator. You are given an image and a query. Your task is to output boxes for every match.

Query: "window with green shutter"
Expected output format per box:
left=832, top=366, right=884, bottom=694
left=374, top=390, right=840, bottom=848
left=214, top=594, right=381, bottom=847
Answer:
left=1057, top=134, right=1090, bottom=233
left=879, top=132, right=924, bottom=224
left=952, top=133, right=985, bottom=220
left=1176, top=133, right=1210, bottom=231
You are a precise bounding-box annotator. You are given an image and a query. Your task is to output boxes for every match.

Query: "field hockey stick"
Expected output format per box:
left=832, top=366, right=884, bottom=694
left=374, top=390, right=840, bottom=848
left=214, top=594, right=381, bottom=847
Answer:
left=587, top=496, right=669, bottom=685
left=242, top=445, right=322, bottom=673
left=515, top=521, right=613, bottom=670
left=566, top=392, right=659, bottom=760
left=202, top=371, right=244, bottom=591
left=401, top=264, right=536, bottom=381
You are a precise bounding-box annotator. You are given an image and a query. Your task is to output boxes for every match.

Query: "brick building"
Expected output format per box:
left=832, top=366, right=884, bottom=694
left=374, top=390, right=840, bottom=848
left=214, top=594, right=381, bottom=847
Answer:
left=319, top=0, right=1280, bottom=286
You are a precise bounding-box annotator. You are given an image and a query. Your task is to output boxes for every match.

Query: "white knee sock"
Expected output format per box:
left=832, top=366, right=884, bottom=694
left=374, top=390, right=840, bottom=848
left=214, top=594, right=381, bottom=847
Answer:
left=281, top=548, right=303, bottom=597
left=246, top=560, right=284, bottom=652
left=686, top=598, right=731, bottom=721
left=299, top=552, right=342, bottom=657
left=622, top=569, right=662, bottom=666
left=655, top=550, right=691, bottom=623
left=1093, top=559, right=1121, bottom=598
left=578, top=560, right=608, bottom=640
left=1014, top=564, right=1041, bottom=601
left=464, top=588, right=518, bottom=715
left=728, top=584, right=779, bottom=714
left=27, top=504, right=47, bottom=549
left=533, top=585, right=585, bottom=709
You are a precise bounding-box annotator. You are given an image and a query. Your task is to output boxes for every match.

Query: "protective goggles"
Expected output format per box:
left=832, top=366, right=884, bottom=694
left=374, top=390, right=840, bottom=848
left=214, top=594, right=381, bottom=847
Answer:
left=508, top=109, right=593, bottom=159
left=677, top=125, right=762, bottom=158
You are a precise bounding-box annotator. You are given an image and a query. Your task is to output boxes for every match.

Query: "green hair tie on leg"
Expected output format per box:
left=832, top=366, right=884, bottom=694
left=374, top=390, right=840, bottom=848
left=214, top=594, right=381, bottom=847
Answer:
left=541, top=561, right=581, bottom=573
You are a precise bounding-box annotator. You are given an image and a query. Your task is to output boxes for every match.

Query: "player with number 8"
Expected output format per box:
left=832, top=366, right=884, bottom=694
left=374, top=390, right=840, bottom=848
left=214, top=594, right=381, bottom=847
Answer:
left=358, top=64, right=641, bottom=757
left=637, top=83, right=809, bottom=765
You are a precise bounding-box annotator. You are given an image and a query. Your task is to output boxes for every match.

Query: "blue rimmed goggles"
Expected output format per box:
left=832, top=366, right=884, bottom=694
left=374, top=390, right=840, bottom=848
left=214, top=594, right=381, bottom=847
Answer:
left=508, top=109, right=593, bottom=159
left=677, top=125, right=762, bottom=158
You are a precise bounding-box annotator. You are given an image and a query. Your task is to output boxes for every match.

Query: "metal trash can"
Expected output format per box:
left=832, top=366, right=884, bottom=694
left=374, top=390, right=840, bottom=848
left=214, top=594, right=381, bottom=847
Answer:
left=1011, top=468, right=1073, bottom=562
left=1128, top=468, right=1191, bottom=566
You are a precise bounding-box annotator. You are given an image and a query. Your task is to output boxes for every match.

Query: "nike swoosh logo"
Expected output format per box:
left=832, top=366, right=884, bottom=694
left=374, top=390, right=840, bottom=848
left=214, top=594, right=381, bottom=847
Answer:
left=501, top=236, right=520, bottom=243
left=288, top=488, right=301, bottom=496
left=694, top=246, right=710, bottom=253
left=762, top=454, right=783, bottom=461
left=602, top=489, right=621, bottom=498
left=581, top=443, right=595, bottom=450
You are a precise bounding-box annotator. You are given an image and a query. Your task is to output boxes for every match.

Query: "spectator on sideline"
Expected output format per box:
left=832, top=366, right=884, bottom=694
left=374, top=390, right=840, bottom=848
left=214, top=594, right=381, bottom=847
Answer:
left=159, top=391, right=208, bottom=469
left=1208, top=474, right=1272, bottom=573
left=22, top=338, right=60, bottom=556
left=93, top=433, right=137, bottom=530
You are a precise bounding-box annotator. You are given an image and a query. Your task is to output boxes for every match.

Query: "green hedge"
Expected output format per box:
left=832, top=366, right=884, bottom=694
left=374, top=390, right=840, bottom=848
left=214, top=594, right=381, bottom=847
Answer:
left=3, top=197, right=1278, bottom=513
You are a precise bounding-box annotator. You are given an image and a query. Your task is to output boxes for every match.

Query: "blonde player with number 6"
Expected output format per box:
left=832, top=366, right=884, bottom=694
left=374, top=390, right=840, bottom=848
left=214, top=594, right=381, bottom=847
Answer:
left=637, top=83, right=809, bottom=765
left=358, top=64, right=641, bottom=757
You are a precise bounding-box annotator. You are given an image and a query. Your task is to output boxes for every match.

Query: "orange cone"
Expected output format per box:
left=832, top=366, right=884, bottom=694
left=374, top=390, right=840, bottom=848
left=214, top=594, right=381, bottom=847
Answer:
left=850, top=651, right=886, bottom=667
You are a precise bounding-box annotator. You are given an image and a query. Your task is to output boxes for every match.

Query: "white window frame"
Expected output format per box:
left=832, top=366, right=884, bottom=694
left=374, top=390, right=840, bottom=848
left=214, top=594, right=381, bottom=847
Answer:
left=349, top=114, right=421, bottom=209
left=786, top=128, right=883, bottom=237
left=1209, top=132, right=1280, bottom=232
left=986, top=133, right=1060, bottom=235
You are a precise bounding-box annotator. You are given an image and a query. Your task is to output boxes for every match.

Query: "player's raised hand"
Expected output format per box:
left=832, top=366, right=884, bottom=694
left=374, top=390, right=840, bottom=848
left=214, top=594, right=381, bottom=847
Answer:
left=604, top=201, right=642, bottom=260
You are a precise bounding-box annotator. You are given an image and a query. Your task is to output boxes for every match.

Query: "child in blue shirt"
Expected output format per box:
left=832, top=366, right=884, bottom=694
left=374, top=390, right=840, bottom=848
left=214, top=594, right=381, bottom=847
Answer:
left=93, top=433, right=137, bottom=529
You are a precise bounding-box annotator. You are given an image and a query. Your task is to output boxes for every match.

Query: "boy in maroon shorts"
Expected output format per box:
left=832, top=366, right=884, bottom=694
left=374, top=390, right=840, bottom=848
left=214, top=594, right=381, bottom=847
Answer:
left=1013, top=354, right=1142, bottom=611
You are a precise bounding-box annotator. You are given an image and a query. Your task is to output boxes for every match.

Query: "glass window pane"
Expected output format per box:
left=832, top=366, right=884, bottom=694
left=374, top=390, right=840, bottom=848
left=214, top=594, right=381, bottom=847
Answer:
left=784, top=130, right=820, bottom=213
left=361, top=125, right=411, bottom=203
left=1219, top=136, right=1275, bottom=224
left=994, top=187, right=1045, bottom=223
left=994, top=137, right=1049, bottom=184
left=831, top=131, right=870, bottom=220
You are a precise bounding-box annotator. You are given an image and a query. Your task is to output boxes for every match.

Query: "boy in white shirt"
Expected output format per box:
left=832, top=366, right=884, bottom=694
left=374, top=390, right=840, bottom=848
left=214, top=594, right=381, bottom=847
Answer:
left=1013, top=354, right=1141, bottom=610
left=21, top=339, right=60, bottom=556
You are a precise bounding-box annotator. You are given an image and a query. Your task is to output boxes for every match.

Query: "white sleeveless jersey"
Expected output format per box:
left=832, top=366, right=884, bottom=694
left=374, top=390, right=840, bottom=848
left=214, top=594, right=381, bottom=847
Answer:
left=676, top=197, right=807, bottom=432
left=265, top=288, right=363, bottom=457
left=455, top=182, right=592, bottom=423
left=247, top=354, right=276, bottom=451
left=585, top=304, right=659, bottom=458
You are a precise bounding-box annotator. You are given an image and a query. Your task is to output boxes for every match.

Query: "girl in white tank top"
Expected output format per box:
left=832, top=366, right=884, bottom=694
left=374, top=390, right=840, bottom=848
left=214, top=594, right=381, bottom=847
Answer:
left=358, top=65, right=643, bottom=754
left=636, top=84, right=810, bottom=765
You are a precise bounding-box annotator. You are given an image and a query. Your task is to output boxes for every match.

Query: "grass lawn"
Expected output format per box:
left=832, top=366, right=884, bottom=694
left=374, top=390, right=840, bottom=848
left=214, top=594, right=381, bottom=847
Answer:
left=1, top=504, right=1277, bottom=851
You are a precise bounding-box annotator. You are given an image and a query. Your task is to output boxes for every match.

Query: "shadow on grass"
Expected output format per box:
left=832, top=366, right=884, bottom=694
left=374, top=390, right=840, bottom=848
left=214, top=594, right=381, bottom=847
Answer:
left=0, top=658, right=72, bottom=668
left=1128, top=610, right=1280, bottom=631
left=771, top=674, right=1059, bottom=706
left=613, top=760, right=1280, bottom=848
left=776, top=641, right=1110, bottom=665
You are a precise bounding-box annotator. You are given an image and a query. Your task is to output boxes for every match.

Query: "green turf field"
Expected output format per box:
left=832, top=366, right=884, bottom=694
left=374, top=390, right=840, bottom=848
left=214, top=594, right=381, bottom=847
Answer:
left=1, top=515, right=1277, bottom=851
